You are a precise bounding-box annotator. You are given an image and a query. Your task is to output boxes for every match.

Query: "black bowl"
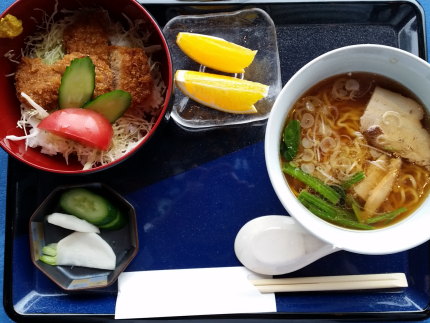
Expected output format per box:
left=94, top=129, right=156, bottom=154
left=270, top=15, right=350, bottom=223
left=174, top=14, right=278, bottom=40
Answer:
left=29, top=183, right=138, bottom=291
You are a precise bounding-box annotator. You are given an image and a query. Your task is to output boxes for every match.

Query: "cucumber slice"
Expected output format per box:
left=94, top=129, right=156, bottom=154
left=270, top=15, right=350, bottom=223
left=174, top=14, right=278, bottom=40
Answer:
left=83, top=90, right=131, bottom=123
left=58, top=56, right=95, bottom=109
left=59, top=188, right=116, bottom=226
left=99, top=208, right=126, bottom=230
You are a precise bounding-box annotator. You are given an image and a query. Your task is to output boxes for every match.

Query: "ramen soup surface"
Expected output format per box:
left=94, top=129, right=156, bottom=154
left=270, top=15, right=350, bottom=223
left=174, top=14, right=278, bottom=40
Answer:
left=281, top=72, right=430, bottom=230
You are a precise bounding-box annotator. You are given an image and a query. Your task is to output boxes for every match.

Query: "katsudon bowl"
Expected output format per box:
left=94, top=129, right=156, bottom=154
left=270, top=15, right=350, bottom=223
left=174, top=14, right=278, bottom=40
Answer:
left=0, top=0, right=173, bottom=174
left=265, top=44, right=430, bottom=255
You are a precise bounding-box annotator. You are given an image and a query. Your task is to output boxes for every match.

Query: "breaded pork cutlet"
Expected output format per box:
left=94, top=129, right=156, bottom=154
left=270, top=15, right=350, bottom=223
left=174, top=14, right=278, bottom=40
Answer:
left=110, top=46, right=153, bottom=112
left=15, top=53, right=113, bottom=110
left=63, top=12, right=110, bottom=64
left=15, top=56, right=65, bottom=110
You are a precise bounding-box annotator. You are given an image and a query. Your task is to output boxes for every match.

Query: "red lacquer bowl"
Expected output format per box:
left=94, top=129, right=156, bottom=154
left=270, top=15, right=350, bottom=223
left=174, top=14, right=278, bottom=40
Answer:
left=0, top=0, right=173, bottom=174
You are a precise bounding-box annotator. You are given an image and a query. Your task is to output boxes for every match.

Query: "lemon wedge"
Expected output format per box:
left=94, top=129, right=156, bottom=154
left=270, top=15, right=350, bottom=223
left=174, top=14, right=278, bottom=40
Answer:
left=176, top=32, right=257, bottom=74
left=175, top=70, right=269, bottom=114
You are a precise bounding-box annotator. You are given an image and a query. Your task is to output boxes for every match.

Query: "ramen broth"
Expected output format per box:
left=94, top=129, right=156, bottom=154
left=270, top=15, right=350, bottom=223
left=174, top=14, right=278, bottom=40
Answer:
left=282, top=72, right=430, bottom=229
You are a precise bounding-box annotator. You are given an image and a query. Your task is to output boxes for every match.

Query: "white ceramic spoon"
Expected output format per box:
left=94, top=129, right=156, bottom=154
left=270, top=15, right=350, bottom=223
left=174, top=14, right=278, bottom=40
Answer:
left=234, top=215, right=340, bottom=275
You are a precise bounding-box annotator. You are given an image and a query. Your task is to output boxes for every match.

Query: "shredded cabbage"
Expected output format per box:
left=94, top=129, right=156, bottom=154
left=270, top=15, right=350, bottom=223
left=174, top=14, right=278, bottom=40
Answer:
left=24, top=1, right=69, bottom=64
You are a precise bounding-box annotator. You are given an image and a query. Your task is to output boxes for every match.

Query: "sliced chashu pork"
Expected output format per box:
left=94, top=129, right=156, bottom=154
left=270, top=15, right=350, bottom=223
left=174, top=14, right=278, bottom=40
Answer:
left=360, top=86, right=430, bottom=169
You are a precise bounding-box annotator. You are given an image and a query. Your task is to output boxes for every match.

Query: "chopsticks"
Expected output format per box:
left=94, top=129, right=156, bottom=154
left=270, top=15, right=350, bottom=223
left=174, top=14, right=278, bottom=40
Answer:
left=251, top=273, right=408, bottom=293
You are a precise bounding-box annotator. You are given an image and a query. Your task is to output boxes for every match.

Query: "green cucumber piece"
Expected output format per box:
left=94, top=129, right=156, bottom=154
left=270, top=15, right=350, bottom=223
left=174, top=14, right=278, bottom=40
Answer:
left=99, top=208, right=126, bottom=230
left=59, top=188, right=115, bottom=226
left=83, top=90, right=131, bottom=123
left=58, top=56, right=95, bottom=109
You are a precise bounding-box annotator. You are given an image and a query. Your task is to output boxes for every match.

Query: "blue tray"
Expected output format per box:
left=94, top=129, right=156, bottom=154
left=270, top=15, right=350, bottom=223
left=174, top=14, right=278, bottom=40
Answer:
left=4, top=1, right=430, bottom=321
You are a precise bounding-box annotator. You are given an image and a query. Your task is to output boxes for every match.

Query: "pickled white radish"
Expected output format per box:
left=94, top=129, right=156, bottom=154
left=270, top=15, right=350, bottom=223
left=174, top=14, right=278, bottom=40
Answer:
left=56, top=232, right=116, bottom=270
left=47, top=212, right=100, bottom=233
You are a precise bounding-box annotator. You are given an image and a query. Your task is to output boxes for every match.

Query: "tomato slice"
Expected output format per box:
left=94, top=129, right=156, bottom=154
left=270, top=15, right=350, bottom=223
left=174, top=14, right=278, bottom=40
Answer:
left=38, top=108, right=113, bottom=150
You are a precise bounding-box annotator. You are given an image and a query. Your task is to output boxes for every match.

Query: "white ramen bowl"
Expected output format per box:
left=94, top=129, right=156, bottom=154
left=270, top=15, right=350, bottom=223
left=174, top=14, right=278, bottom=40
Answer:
left=265, top=44, right=430, bottom=255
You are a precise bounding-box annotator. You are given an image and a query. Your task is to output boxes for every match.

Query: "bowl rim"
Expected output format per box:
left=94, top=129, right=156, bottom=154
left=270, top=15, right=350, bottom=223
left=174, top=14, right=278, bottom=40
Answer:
left=0, top=0, right=173, bottom=175
left=265, top=44, right=430, bottom=255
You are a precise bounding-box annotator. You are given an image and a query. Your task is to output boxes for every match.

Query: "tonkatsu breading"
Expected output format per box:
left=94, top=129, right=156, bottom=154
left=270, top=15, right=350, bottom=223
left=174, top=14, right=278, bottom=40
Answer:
left=110, top=46, right=153, bottom=111
left=63, top=13, right=110, bottom=64
left=15, top=56, right=63, bottom=110
left=15, top=53, right=113, bottom=109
